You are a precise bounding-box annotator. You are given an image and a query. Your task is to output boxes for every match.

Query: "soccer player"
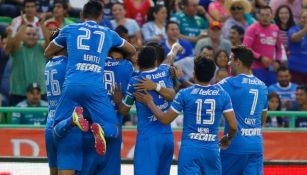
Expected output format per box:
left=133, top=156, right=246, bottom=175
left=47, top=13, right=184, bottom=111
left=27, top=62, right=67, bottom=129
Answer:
left=81, top=47, right=134, bottom=175
left=45, top=29, right=83, bottom=175
left=44, top=1, right=136, bottom=155
left=134, top=57, right=237, bottom=175
left=114, top=46, right=177, bottom=175
left=218, top=46, right=268, bottom=175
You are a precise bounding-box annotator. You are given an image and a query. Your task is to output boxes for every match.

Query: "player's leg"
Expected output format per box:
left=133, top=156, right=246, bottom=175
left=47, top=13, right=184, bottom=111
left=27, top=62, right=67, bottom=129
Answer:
left=178, top=147, right=201, bottom=175
left=45, top=127, right=58, bottom=175
left=243, top=153, right=263, bottom=175
left=200, top=149, right=221, bottom=175
left=134, top=136, right=159, bottom=175
left=220, top=151, right=247, bottom=175
left=57, top=127, right=83, bottom=175
left=157, top=133, right=174, bottom=175
left=96, top=136, right=122, bottom=175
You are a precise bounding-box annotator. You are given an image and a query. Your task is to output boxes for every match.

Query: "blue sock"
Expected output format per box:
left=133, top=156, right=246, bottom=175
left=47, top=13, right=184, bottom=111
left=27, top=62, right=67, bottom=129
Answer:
left=53, top=118, right=73, bottom=139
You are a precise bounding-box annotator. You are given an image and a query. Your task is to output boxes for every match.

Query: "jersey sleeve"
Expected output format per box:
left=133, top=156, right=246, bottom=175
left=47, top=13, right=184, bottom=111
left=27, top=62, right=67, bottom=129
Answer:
left=122, top=77, right=136, bottom=107
left=159, top=64, right=173, bottom=88
left=217, top=77, right=232, bottom=93
left=222, top=90, right=234, bottom=113
left=110, top=30, right=125, bottom=48
left=170, top=90, right=185, bottom=114
left=53, top=25, right=70, bottom=48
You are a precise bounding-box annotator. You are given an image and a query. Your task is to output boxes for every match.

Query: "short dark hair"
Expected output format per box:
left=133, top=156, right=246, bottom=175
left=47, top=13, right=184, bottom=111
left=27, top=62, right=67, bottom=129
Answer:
left=181, top=0, right=189, bottom=6
left=201, top=45, right=213, bottom=51
left=115, top=25, right=128, bottom=36
left=24, top=0, right=37, bottom=7
left=50, top=28, right=60, bottom=41
left=259, top=5, right=272, bottom=14
left=194, top=56, right=216, bottom=82
left=297, top=85, right=307, bottom=94
left=276, top=66, right=289, bottom=74
left=166, top=21, right=179, bottom=31
left=145, top=42, right=165, bottom=64
left=109, top=47, right=128, bottom=58
left=231, top=25, right=245, bottom=36
left=231, top=45, right=254, bottom=68
left=54, top=0, right=69, bottom=10
left=137, top=46, right=157, bottom=69
left=82, top=1, right=103, bottom=19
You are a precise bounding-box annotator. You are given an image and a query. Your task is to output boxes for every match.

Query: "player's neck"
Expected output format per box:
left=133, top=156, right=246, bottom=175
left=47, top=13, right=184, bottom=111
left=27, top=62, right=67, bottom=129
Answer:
left=140, top=66, right=156, bottom=72
left=84, top=18, right=98, bottom=23
left=195, top=79, right=210, bottom=86
left=237, top=68, right=252, bottom=75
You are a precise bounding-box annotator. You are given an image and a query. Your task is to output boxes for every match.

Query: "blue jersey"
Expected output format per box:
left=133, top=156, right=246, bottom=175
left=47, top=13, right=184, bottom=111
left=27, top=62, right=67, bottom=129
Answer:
left=218, top=74, right=268, bottom=153
left=45, top=56, right=68, bottom=128
left=123, top=64, right=173, bottom=137
left=104, top=57, right=134, bottom=124
left=268, top=82, right=298, bottom=110
left=53, top=20, right=125, bottom=87
left=171, top=84, right=233, bottom=150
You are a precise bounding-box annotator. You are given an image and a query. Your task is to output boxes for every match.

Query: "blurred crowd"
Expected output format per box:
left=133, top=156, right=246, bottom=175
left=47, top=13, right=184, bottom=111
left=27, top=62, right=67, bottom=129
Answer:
left=0, top=0, right=306, bottom=127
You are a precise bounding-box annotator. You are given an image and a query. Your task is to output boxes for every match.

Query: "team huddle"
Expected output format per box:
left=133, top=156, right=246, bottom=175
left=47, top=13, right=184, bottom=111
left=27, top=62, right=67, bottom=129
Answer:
left=44, top=1, right=268, bottom=175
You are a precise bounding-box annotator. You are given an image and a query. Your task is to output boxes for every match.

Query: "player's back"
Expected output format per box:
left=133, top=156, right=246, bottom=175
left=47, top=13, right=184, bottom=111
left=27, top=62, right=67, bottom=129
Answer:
left=126, top=64, right=173, bottom=137
left=219, top=74, right=268, bottom=153
left=104, top=57, right=134, bottom=122
left=54, top=21, right=124, bottom=87
left=174, top=84, right=232, bottom=150
left=45, top=56, right=68, bottom=128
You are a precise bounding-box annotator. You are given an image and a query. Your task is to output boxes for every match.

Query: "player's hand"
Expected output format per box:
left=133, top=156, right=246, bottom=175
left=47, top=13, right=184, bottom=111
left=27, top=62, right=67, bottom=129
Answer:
left=134, top=78, right=156, bottom=91
left=112, top=83, right=122, bottom=105
left=133, top=91, right=153, bottom=105
left=219, top=135, right=231, bottom=150
left=261, top=56, right=273, bottom=67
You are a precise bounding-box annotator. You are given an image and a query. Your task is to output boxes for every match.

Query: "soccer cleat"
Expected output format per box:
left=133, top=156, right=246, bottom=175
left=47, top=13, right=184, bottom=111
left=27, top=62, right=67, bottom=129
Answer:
left=72, top=107, right=89, bottom=132
left=91, top=123, right=107, bottom=155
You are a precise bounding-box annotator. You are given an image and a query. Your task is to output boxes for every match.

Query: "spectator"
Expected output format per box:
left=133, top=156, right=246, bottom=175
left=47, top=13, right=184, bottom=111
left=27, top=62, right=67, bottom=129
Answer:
left=214, top=67, right=229, bottom=84
left=171, top=0, right=209, bottom=44
left=295, top=85, right=307, bottom=127
left=266, top=92, right=284, bottom=127
left=111, top=2, right=143, bottom=48
left=195, top=21, right=232, bottom=55
left=244, top=6, right=282, bottom=86
left=222, top=0, right=254, bottom=39
left=11, top=83, right=48, bottom=125
left=0, top=30, right=9, bottom=106
left=268, top=67, right=298, bottom=111
left=123, top=0, right=152, bottom=26
left=5, top=23, right=49, bottom=106
left=270, top=0, right=302, bottom=23
left=103, top=0, right=116, bottom=20
left=208, top=0, right=229, bottom=22
left=142, top=5, right=168, bottom=43
left=229, top=25, right=245, bottom=47
left=198, top=45, right=214, bottom=59
left=214, top=49, right=229, bottom=70
left=37, top=0, right=53, bottom=14
left=288, top=11, right=307, bottom=85
left=0, top=0, right=22, bottom=18
left=274, top=5, right=295, bottom=55
left=160, top=21, right=193, bottom=62
left=10, top=0, right=44, bottom=39
left=44, top=0, right=75, bottom=29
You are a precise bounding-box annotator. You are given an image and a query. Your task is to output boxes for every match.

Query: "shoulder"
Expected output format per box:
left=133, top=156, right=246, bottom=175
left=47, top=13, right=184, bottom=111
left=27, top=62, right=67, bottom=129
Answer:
left=16, top=100, right=28, bottom=107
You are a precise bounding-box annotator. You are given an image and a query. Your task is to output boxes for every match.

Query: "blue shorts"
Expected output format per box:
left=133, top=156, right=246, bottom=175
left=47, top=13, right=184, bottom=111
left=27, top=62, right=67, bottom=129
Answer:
left=54, top=85, right=118, bottom=137
left=57, top=127, right=83, bottom=171
left=80, top=131, right=122, bottom=175
left=178, top=146, right=221, bottom=175
left=220, top=152, right=263, bottom=175
left=45, top=127, right=57, bottom=168
left=134, top=133, right=174, bottom=175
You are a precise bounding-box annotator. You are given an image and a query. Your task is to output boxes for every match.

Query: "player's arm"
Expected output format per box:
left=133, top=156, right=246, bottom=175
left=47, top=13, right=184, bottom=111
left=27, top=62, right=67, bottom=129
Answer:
left=113, top=84, right=132, bottom=116
left=220, top=110, right=237, bottom=149
left=5, top=25, right=26, bottom=54
left=134, top=78, right=176, bottom=101
left=134, top=91, right=178, bottom=124
left=44, top=41, right=64, bottom=59
left=120, top=41, right=137, bottom=63
left=261, top=110, right=267, bottom=127
left=44, top=27, right=68, bottom=59
left=162, top=42, right=183, bottom=66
